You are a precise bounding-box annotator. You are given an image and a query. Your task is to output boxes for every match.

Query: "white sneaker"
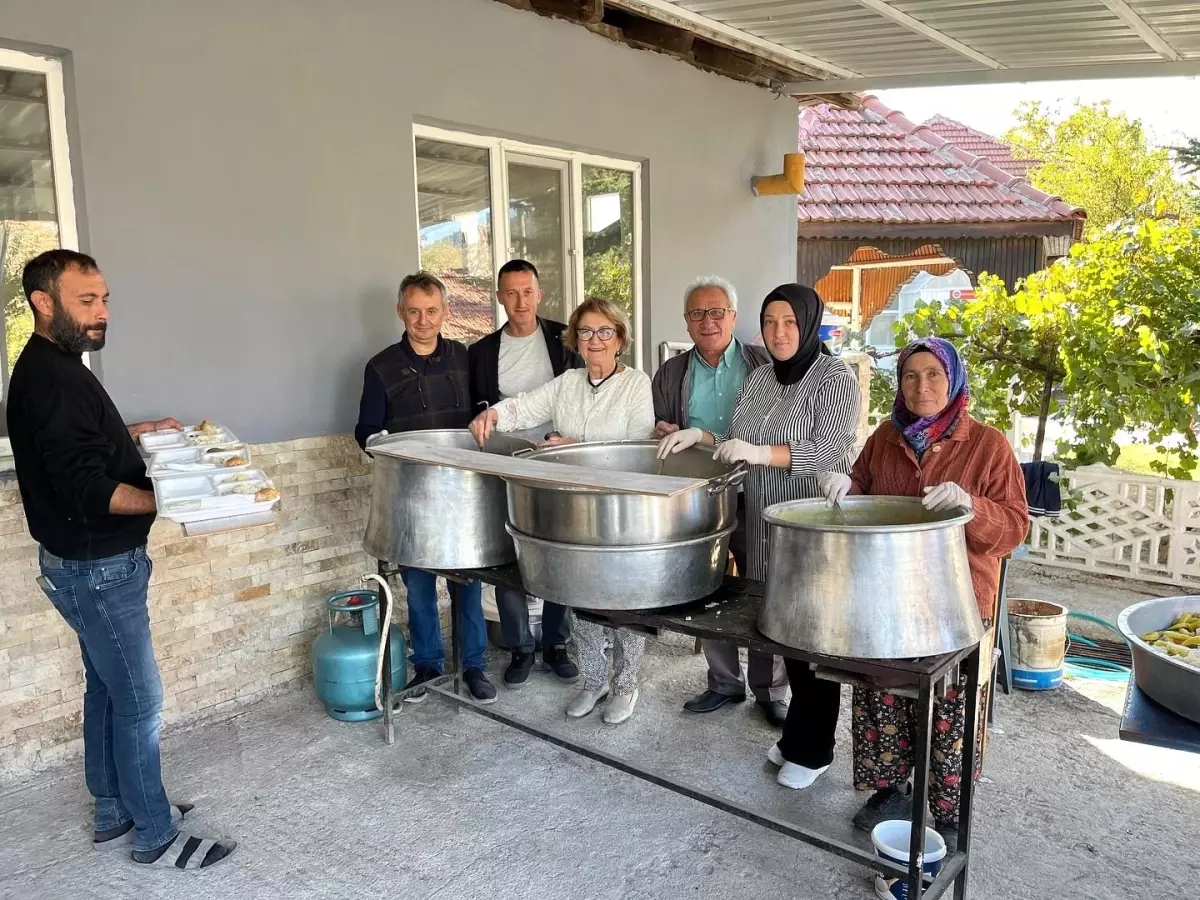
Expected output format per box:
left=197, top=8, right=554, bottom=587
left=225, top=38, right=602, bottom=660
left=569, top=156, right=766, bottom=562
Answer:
left=767, top=744, right=785, bottom=767
left=603, top=689, right=639, bottom=725
left=776, top=761, right=829, bottom=790
left=566, top=684, right=610, bottom=718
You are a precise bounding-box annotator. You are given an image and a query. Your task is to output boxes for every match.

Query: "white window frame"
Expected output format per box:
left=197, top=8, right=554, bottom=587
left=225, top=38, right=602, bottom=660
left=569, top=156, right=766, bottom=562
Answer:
left=0, top=47, right=81, bottom=444
left=412, top=124, right=644, bottom=367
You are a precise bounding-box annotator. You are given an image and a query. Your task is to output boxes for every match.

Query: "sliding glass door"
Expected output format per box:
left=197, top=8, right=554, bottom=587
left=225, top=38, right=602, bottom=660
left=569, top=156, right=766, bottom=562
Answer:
left=412, top=126, right=642, bottom=364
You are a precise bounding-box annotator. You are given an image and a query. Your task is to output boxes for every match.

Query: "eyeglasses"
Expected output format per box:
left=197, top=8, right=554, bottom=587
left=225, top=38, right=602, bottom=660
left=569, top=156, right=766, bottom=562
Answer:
left=685, top=308, right=730, bottom=322
left=577, top=326, right=616, bottom=341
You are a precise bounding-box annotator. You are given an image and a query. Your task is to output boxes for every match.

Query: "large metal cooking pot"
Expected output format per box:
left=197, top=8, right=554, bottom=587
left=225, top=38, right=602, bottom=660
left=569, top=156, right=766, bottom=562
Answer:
left=506, top=522, right=734, bottom=610
left=758, top=497, right=982, bottom=659
left=363, top=429, right=536, bottom=568
left=1118, top=596, right=1200, bottom=726
left=508, top=441, right=745, bottom=546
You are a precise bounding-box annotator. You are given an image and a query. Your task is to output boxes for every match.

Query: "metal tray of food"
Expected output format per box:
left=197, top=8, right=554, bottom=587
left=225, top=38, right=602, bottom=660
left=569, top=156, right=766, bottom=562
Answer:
left=1117, top=596, right=1200, bottom=726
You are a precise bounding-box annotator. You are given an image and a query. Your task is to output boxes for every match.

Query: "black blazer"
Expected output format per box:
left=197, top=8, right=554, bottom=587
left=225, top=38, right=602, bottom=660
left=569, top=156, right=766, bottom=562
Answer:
left=467, top=317, right=583, bottom=410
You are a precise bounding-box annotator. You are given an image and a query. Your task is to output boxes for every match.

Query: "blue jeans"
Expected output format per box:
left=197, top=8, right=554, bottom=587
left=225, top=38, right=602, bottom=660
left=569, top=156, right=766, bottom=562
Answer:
left=37, top=546, right=177, bottom=853
left=400, top=569, right=486, bottom=673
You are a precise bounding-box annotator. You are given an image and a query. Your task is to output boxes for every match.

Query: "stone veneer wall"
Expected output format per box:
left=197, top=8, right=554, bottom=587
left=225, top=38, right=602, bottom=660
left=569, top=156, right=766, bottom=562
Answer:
left=0, top=435, right=372, bottom=776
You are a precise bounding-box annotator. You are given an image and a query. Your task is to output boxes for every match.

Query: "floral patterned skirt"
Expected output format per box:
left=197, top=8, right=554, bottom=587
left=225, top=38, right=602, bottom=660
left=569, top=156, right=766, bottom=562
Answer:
left=851, top=673, right=987, bottom=826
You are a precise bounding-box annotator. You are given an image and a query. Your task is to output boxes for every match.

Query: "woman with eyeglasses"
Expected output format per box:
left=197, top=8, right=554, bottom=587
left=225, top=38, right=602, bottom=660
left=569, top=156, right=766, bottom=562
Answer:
left=470, top=297, right=654, bottom=724
left=658, top=284, right=861, bottom=789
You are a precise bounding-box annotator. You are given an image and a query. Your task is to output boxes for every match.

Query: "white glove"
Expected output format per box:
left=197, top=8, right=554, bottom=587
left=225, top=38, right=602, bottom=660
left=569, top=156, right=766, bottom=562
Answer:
left=714, top=439, right=772, bottom=467
left=818, top=471, right=852, bottom=507
left=657, top=427, right=703, bottom=459
left=365, top=429, right=389, bottom=448
left=923, top=482, right=973, bottom=513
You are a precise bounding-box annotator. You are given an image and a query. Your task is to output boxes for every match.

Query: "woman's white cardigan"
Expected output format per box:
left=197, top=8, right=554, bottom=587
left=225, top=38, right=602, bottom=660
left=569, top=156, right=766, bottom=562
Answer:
left=493, top=368, right=655, bottom=442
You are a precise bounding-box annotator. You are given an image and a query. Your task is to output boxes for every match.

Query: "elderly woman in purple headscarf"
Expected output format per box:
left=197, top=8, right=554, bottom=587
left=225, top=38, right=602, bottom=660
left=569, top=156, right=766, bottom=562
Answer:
left=815, top=337, right=1028, bottom=850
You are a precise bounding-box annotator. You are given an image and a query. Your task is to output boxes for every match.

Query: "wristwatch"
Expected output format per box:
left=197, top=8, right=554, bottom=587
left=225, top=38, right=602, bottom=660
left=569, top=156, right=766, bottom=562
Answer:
left=544, top=431, right=562, bottom=441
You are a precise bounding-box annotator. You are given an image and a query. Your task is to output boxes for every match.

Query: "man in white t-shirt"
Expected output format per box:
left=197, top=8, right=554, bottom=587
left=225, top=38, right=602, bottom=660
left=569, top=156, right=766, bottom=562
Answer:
left=468, top=260, right=583, bottom=687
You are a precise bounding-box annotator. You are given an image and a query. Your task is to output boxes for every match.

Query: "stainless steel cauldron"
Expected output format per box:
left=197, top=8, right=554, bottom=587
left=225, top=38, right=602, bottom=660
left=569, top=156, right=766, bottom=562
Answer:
left=758, top=497, right=982, bottom=659
left=363, top=429, right=536, bottom=568
left=506, top=522, right=734, bottom=610
left=508, top=441, right=745, bottom=546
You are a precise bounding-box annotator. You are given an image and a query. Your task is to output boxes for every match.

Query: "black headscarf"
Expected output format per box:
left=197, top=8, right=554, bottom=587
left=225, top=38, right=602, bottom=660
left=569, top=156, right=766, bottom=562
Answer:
left=760, top=283, right=830, bottom=386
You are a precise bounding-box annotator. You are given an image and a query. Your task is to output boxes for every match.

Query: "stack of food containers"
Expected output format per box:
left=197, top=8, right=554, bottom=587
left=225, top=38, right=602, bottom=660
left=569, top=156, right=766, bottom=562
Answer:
left=142, top=420, right=280, bottom=528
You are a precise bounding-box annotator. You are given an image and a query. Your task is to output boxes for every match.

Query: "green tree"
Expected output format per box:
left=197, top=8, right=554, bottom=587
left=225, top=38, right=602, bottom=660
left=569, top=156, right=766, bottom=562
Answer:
left=1003, top=101, right=1194, bottom=236
left=581, top=166, right=635, bottom=361
left=3, top=221, right=60, bottom=376
left=581, top=167, right=633, bottom=312
left=895, top=218, right=1200, bottom=478
left=1175, top=137, right=1200, bottom=176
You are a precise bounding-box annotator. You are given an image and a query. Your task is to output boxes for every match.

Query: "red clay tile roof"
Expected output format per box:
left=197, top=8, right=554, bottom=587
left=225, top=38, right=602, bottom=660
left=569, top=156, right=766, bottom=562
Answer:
left=797, top=96, right=1085, bottom=231
left=815, top=245, right=958, bottom=323
left=921, top=115, right=1039, bottom=178
left=434, top=272, right=495, bottom=344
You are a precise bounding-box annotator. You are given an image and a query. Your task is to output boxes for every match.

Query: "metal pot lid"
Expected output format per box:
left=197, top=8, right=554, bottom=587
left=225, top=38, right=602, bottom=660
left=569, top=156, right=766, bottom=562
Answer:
left=761, top=496, right=973, bottom=534
left=367, top=428, right=536, bottom=457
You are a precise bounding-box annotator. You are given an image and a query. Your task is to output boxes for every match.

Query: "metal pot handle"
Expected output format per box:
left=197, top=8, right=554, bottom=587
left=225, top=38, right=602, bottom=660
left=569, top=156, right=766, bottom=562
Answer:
left=707, top=461, right=748, bottom=495
left=513, top=447, right=536, bottom=457
left=363, top=430, right=390, bottom=454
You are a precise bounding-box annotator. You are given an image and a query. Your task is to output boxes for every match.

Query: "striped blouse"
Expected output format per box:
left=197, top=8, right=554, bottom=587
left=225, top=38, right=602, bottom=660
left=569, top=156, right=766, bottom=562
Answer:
left=719, top=353, right=862, bottom=580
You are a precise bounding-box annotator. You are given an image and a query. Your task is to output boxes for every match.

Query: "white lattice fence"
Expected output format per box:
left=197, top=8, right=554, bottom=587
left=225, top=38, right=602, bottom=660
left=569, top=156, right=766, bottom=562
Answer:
left=1025, top=465, right=1200, bottom=587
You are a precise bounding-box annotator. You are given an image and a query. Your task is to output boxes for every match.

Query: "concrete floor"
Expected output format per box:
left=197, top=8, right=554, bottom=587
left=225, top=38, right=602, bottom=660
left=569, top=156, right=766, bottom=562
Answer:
left=1, top=565, right=1196, bottom=900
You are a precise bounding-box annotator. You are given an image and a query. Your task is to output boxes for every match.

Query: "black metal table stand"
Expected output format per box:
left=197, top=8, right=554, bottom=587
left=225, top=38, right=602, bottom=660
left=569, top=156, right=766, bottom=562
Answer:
left=385, top=563, right=981, bottom=900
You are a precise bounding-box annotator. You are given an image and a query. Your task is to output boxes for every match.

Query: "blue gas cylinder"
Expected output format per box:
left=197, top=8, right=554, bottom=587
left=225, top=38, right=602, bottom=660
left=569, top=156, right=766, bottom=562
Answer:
left=312, top=589, right=407, bottom=722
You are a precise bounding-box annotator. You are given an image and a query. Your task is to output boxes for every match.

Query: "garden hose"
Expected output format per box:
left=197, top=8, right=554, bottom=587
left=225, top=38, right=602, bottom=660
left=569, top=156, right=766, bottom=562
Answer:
left=1061, top=611, right=1131, bottom=680
left=1067, top=611, right=1130, bottom=645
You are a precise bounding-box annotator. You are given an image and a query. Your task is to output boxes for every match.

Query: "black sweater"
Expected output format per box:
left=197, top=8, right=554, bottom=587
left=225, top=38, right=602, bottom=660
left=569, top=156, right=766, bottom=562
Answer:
left=355, top=334, right=473, bottom=448
left=6, top=334, right=155, bottom=560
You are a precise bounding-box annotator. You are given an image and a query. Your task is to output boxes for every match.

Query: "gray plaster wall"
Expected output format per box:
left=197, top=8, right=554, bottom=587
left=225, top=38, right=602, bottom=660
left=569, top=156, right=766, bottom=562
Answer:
left=0, top=0, right=798, bottom=441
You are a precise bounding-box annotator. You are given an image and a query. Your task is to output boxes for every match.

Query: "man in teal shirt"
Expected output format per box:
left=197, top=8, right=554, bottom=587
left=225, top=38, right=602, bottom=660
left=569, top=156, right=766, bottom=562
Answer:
left=651, top=276, right=788, bottom=726
left=686, top=335, right=747, bottom=436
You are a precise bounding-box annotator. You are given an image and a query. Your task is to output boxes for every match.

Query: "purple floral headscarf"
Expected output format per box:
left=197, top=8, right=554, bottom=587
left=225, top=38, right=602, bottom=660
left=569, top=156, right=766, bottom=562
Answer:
left=891, top=338, right=969, bottom=458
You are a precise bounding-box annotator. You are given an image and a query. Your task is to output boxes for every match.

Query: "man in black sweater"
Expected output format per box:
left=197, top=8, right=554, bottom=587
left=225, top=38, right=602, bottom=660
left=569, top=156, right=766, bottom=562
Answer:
left=7, top=250, right=234, bottom=870
left=467, top=259, right=582, bottom=687
left=355, top=271, right=496, bottom=705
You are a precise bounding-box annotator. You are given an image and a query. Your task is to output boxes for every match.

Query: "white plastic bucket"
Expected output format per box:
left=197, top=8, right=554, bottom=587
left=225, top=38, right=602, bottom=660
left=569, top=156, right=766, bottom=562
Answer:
left=871, top=820, right=947, bottom=900
left=1008, top=599, right=1068, bottom=690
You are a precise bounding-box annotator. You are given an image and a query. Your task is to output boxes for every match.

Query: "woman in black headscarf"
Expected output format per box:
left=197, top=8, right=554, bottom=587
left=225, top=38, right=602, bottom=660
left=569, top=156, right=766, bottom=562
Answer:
left=658, top=284, right=862, bottom=790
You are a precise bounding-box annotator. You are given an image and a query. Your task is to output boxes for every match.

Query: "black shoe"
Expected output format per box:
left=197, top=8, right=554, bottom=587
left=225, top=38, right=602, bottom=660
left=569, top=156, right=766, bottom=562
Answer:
left=464, top=668, right=497, bottom=704
left=403, top=667, right=441, bottom=703
left=504, top=652, right=535, bottom=687
left=757, top=699, right=789, bottom=727
left=851, top=786, right=914, bottom=833
left=937, top=822, right=960, bottom=854
left=542, top=644, right=580, bottom=682
left=683, top=690, right=745, bottom=713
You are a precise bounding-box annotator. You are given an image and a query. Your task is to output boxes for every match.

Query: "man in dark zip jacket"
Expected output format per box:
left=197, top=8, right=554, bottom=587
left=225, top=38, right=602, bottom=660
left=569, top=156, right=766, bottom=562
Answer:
left=467, top=260, right=582, bottom=688
left=356, top=271, right=496, bottom=705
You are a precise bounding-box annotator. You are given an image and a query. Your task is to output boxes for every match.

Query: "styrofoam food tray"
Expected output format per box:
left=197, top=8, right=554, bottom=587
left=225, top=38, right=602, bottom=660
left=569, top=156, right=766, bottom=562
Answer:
left=155, top=468, right=279, bottom=524
left=139, top=424, right=240, bottom=454
left=148, top=444, right=252, bottom=478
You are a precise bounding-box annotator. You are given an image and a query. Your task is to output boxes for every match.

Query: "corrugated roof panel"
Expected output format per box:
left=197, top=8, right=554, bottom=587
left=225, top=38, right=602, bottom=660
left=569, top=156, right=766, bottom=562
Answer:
left=1136, top=0, right=1200, bottom=52
left=641, top=0, right=1200, bottom=86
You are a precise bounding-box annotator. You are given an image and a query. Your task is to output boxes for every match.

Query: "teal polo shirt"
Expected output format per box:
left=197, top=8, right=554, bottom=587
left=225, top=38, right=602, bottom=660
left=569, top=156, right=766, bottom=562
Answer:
left=687, top=341, right=748, bottom=435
